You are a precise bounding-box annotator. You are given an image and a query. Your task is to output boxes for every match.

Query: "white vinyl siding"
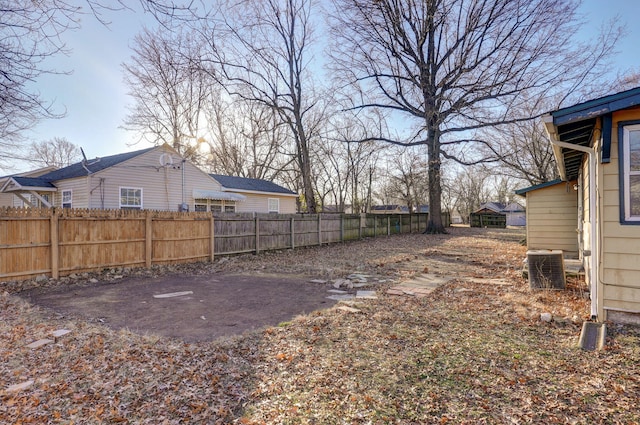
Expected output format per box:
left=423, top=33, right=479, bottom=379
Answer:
left=234, top=193, right=297, bottom=214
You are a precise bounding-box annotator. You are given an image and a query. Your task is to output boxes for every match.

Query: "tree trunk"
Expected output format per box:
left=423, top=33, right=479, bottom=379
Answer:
left=425, top=129, right=446, bottom=234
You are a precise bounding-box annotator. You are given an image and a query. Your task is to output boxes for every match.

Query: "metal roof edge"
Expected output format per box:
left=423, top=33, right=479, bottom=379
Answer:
left=514, top=179, right=566, bottom=196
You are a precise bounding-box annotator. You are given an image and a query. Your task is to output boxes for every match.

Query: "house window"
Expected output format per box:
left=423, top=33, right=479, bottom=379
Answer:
left=194, top=199, right=235, bottom=212
left=211, top=200, right=223, bottom=213
left=194, top=199, right=208, bottom=212
left=62, top=190, right=72, bottom=208
left=268, top=198, right=279, bottom=213
left=620, top=122, right=640, bottom=223
left=120, top=187, right=142, bottom=209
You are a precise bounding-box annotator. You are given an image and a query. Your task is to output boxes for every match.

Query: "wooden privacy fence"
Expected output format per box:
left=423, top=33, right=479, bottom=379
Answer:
left=0, top=207, right=445, bottom=281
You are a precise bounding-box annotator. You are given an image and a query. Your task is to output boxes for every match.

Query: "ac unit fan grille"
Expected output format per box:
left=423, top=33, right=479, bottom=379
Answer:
left=527, top=250, right=566, bottom=290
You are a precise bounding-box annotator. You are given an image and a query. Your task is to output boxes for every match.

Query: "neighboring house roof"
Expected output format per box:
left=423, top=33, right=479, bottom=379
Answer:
left=416, top=205, right=429, bottom=213
left=209, top=174, right=297, bottom=196
left=12, top=176, right=56, bottom=189
left=502, top=202, right=525, bottom=213
left=544, top=86, right=640, bottom=180
left=473, top=202, right=524, bottom=214
left=371, top=204, right=410, bottom=212
left=474, top=202, right=506, bottom=214
left=39, top=147, right=156, bottom=182
left=515, top=179, right=564, bottom=196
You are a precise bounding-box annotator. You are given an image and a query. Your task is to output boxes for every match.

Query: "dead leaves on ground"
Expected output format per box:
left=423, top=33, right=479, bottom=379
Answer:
left=2, top=227, right=640, bottom=424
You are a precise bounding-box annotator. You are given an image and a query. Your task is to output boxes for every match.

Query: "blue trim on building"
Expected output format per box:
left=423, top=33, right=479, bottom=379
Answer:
left=514, top=179, right=563, bottom=196
left=617, top=120, right=640, bottom=225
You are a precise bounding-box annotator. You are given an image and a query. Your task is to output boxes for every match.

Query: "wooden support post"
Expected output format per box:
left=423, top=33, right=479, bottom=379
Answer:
left=317, top=214, right=322, bottom=245
left=358, top=214, right=363, bottom=239
left=255, top=217, right=260, bottom=254
left=50, top=210, right=59, bottom=279
left=340, top=215, right=344, bottom=242
left=387, top=215, right=391, bottom=236
left=145, top=213, right=153, bottom=268
left=290, top=217, right=295, bottom=249
left=210, top=215, right=215, bottom=262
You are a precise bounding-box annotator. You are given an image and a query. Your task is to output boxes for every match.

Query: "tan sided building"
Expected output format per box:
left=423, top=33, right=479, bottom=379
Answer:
left=543, top=87, right=640, bottom=324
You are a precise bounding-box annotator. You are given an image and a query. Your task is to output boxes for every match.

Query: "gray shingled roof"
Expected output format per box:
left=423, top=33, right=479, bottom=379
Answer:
left=38, top=147, right=156, bottom=182
left=210, top=174, right=296, bottom=195
left=11, top=176, right=56, bottom=188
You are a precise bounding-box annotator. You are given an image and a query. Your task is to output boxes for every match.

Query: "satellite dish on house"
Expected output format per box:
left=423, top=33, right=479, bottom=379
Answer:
left=159, top=153, right=174, bottom=167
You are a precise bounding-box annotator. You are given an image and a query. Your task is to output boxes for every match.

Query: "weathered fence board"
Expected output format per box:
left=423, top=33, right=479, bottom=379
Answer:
left=470, top=213, right=506, bottom=228
left=1, top=207, right=441, bottom=282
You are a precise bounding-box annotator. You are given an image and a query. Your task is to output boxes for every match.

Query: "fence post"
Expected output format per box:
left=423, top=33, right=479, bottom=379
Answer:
left=145, top=213, right=153, bottom=267
left=387, top=215, right=390, bottom=235
left=255, top=217, right=260, bottom=254
left=358, top=214, right=362, bottom=239
left=210, top=215, right=215, bottom=262
left=340, top=215, right=344, bottom=242
left=317, top=214, right=322, bottom=245
left=50, top=210, right=59, bottom=279
left=373, top=214, right=377, bottom=238
left=290, top=217, right=295, bottom=249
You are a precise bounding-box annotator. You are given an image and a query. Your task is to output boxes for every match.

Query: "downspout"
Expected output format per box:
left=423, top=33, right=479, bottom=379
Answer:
left=544, top=117, right=598, bottom=320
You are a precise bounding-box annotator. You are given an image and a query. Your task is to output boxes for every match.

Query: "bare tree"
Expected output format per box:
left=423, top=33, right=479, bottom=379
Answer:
left=0, top=0, right=201, bottom=170
left=122, top=26, right=210, bottom=162
left=386, top=147, right=429, bottom=212
left=28, top=137, right=82, bottom=168
left=203, top=95, right=295, bottom=180
left=0, top=1, right=79, bottom=152
left=330, top=0, right=621, bottom=233
left=450, top=166, right=492, bottom=224
left=197, top=0, right=324, bottom=212
left=485, top=111, right=559, bottom=186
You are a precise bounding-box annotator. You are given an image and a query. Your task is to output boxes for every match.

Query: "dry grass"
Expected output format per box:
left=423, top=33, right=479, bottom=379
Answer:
left=2, top=227, right=639, bottom=424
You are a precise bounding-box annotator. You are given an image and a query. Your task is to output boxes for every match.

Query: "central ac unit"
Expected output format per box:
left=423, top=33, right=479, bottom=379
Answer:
left=527, top=250, right=566, bottom=290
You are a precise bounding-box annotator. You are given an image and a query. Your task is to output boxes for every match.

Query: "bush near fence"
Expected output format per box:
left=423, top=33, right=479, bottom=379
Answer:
left=0, top=207, right=448, bottom=282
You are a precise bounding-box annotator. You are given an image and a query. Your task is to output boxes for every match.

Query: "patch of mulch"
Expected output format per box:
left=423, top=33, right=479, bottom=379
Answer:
left=2, top=227, right=639, bottom=424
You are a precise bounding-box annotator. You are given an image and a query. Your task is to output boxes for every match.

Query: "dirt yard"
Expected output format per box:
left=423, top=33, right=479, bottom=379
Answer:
left=2, top=227, right=639, bottom=424
left=21, top=273, right=339, bottom=343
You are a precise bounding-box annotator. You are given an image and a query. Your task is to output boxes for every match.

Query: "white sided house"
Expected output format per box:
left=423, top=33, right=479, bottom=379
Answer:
left=0, top=144, right=298, bottom=214
left=544, top=86, right=640, bottom=324
left=207, top=174, right=298, bottom=214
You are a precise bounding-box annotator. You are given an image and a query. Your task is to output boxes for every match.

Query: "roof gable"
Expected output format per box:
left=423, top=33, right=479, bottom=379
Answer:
left=209, top=174, right=296, bottom=195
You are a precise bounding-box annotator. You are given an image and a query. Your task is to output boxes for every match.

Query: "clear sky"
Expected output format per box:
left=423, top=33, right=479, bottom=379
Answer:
left=17, top=0, right=640, bottom=172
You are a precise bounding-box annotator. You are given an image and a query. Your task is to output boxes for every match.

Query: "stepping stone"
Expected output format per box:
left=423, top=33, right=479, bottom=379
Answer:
left=337, top=306, right=362, bottom=313
left=7, top=381, right=34, bottom=392
left=153, top=291, right=193, bottom=299
left=26, top=339, right=54, bottom=349
left=327, top=294, right=355, bottom=301
left=328, top=289, right=348, bottom=294
left=356, top=290, right=377, bottom=299
left=310, top=279, right=328, bottom=284
left=51, top=329, right=71, bottom=338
